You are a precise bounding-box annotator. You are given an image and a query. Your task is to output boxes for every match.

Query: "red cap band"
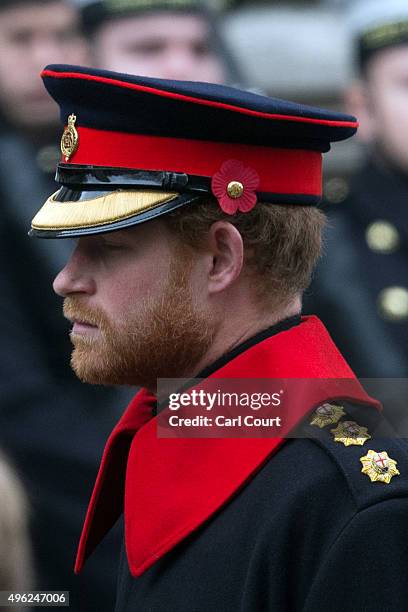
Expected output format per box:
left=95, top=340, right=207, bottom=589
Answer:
left=68, top=127, right=323, bottom=197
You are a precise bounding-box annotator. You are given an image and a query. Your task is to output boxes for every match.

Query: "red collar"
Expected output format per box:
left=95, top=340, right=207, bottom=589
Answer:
left=75, top=316, right=380, bottom=576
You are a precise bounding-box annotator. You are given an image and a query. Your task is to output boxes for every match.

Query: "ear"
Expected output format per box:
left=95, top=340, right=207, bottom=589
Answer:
left=344, top=80, right=377, bottom=143
left=206, top=221, right=244, bottom=296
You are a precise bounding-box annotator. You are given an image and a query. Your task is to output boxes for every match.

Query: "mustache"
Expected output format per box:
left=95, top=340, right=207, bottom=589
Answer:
left=63, top=297, right=108, bottom=328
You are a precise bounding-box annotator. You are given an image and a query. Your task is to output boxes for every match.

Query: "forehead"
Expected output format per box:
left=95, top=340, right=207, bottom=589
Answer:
left=0, top=2, right=78, bottom=31
left=366, top=44, right=408, bottom=79
left=97, top=12, right=211, bottom=41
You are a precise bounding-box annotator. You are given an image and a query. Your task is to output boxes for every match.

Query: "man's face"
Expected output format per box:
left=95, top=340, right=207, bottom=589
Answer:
left=363, top=45, right=408, bottom=172
left=53, top=220, right=215, bottom=390
left=0, top=2, right=88, bottom=129
left=91, top=12, right=226, bottom=82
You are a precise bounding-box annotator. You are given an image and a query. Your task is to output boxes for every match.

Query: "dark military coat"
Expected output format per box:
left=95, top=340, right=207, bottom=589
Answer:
left=115, top=430, right=408, bottom=612
left=75, top=316, right=408, bottom=611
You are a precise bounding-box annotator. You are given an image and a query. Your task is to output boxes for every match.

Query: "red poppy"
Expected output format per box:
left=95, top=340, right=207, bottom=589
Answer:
left=211, top=159, right=260, bottom=215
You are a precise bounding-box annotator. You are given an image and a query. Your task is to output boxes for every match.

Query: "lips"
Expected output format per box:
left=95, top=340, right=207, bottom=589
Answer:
left=71, top=320, right=99, bottom=334
left=63, top=298, right=105, bottom=335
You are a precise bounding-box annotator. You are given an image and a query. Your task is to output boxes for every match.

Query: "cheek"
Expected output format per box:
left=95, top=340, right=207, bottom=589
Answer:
left=391, top=90, right=408, bottom=138
left=100, top=262, right=170, bottom=319
left=371, top=89, right=408, bottom=171
left=185, top=257, right=209, bottom=308
left=196, top=59, right=225, bottom=85
left=371, top=87, right=408, bottom=145
left=59, top=41, right=89, bottom=66
left=0, top=54, right=26, bottom=94
left=96, top=44, right=143, bottom=75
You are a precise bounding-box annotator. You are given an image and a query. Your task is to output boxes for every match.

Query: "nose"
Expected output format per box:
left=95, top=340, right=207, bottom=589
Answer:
left=53, top=244, right=96, bottom=297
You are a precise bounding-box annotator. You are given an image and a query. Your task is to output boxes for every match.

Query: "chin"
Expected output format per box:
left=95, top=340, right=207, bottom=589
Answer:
left=70, top=350, right=145, bottom=388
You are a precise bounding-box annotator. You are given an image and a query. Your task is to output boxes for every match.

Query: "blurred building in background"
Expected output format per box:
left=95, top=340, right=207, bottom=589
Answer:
left=221, top=0, right=360, bottom=198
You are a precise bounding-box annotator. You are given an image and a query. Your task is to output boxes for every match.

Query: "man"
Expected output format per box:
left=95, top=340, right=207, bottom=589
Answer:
left=79, top=0, right=240, bottom=83
left=31, top=64, right=408, bottom=610
left=305, top=0, right=408, bottom=379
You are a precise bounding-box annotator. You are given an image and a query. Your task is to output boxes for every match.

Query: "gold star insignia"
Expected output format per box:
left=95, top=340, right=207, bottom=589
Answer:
left=360, top=450, right=400, bottom=484
left=331, top=420, right=371, bottom=446
left=310, top=403, right=346, bottom=428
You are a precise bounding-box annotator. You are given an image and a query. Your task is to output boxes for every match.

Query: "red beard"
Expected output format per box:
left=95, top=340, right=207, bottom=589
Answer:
left=63, top=258, right=216, bottom=391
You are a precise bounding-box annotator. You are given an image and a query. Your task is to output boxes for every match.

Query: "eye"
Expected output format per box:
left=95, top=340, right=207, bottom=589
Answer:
left=101, top=241, right=125, bottom=251
left=124, top=41, right=165, bottom=56
left=9, top=29, right=33, bottom=46
left=79, top=235, right=130, bottom=258
left=192, top=41, right=211, bottom=58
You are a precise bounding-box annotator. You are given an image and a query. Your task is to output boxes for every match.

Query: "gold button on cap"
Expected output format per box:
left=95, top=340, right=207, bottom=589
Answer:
left=378, top=286, right=408, bottom=321
left=360, top=450, right=400, bottom=484
left=227, top=181, right=244, bottom=199
left=366, top=220, right=400, bottom=254
left=310, top=403, right=346, bottom=428
left=331, top=420, right=371, bottom=446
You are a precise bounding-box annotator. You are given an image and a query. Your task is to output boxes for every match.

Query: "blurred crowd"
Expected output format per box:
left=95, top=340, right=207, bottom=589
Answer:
left=0, top=0, right=407, bottom=609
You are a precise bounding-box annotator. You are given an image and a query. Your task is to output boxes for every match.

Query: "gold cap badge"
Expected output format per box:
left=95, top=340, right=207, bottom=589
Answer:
left=331, top=420, right=371, bottom=446
left=310, top=403, right=346, bottom=428
left=61, top=114, right=79, bottom=162
left=360, top=450, right=400, bottom=484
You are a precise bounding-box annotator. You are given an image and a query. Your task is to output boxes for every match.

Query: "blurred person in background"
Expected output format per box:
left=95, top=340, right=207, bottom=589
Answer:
left=0, top=0, right=91, bottom=391
left=0, top=0, right=129, bottom=609
left=0, top=452, right=32, bottom=612
left=0, top=0, right=86, bottom=135
left=78, top=0, right=242, bottom=83
left=305, top=0, right=408, bottom=381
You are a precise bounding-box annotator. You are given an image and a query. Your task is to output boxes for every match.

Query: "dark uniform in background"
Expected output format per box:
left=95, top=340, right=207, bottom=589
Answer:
left=305, top=0, right=408, bottom=383
left=0, top=133, right=127, bottom=610
left=29, top=64, right=408, bottom=610
left=307, top=161, right=408, bottom=378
